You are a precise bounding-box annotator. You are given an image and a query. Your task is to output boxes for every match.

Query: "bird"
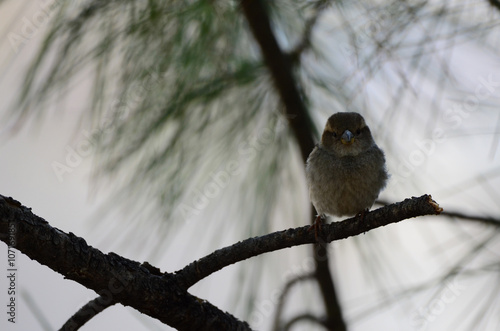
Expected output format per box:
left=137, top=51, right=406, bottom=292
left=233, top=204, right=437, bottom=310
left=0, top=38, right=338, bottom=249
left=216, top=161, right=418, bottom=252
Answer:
left=306, top=112, right=388, bottom=231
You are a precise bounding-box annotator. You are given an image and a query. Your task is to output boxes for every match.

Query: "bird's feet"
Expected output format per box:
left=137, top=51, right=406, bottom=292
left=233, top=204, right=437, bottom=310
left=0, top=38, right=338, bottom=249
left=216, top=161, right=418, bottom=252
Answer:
left=308, top=214, right=325, bottom=240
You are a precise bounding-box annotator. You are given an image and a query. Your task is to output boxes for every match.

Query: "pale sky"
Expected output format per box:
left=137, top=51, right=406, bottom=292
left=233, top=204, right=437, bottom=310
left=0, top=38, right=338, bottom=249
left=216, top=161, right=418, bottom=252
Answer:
left=1, top=1, right=500, bottom=331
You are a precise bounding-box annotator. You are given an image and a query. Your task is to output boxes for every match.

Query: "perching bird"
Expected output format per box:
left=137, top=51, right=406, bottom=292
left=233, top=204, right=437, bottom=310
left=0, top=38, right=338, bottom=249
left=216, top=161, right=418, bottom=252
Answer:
left=306, top=112, right=388, bottom=226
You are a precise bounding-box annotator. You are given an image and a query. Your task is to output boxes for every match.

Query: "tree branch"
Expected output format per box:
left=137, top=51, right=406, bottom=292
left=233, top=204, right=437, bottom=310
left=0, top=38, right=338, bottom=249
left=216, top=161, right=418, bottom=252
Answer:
left=489, top=0, right=500, bottom=12
left=283, top=313, right=328, bottom=331
left=59, top=296, right=113, bottom=331
left=240, top=0, right=316, bottom=159
left=176, top=195, right=442, bottom=289
left=272, top=273, right=315, bottom=331
left=440, top=210, right=500, bottom=227
left=0, top=194, right=441, bottom=329
left=288, top=1, right=330, bottom=63
left=313, top=231, right=345, bottom=331
left=376, top=199, right=500, bottom=227
left=0, top=195, right=251, bottom=331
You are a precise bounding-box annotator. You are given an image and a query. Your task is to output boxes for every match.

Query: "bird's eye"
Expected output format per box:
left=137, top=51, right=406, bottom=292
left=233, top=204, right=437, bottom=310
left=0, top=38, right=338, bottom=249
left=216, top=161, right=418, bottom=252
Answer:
left=332, top=132, right=337, bottom=138
left=356, top=129, right=361, bottom=135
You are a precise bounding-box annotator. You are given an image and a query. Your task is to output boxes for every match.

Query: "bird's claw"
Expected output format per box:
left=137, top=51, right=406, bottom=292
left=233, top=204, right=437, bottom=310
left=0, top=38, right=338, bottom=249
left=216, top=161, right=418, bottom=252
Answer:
left=308, top=214, right=325, bottom=240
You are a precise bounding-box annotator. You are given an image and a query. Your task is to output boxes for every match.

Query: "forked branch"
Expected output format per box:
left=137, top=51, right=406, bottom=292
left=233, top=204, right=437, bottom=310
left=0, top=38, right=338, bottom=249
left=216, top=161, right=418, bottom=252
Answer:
left=0, top=194, right=441, bottom=330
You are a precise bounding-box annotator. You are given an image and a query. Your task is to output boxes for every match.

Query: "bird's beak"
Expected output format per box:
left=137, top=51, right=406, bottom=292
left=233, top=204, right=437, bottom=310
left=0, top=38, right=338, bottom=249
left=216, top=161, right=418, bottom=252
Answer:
left=341, top=130, right=354, bottom=145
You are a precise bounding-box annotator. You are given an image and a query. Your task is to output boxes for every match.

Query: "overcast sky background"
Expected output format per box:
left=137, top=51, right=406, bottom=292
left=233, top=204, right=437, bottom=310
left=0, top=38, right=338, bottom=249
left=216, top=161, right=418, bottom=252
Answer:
left=1, top=1, right=500, bottom=331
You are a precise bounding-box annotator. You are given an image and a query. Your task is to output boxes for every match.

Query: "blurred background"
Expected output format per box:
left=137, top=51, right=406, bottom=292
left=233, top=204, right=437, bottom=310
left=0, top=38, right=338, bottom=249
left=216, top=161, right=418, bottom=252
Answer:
left=0, top=0, right=499, bottom=330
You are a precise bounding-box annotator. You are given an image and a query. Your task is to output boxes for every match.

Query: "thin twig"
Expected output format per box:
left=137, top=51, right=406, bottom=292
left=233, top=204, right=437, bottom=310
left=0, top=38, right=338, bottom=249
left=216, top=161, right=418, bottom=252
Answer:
left=272, top=273, right=315, bottom=331
left=59, top=296, right=113, bottom=331
left=283, top=313, right=328, bottom=331
left=288, top=1, right=330, bottom=63
left=376, top=200, right=500, bottom=227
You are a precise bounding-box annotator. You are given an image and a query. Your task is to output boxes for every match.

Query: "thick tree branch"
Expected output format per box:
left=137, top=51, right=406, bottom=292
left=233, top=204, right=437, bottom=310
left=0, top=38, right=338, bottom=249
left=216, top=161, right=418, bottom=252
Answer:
left=176, top=195, right=442, bottom=289
left=240, top=0, right=316, bottom=159
left=0, top=194, right=441, bottom=329
left=0, top=195, right=250, bottom=331
left=313, top=232, right=345, bottom=331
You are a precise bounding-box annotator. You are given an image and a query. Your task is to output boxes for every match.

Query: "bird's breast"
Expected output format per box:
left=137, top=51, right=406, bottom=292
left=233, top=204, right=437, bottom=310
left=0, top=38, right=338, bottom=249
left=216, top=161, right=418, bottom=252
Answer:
left=306, top=148, right=386, bottom=217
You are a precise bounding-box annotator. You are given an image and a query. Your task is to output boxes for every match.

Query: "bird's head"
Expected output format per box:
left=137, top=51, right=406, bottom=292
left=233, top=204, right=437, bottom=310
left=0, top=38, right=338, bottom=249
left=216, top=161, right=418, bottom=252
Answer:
left=320, top=112, right=375, bottom=156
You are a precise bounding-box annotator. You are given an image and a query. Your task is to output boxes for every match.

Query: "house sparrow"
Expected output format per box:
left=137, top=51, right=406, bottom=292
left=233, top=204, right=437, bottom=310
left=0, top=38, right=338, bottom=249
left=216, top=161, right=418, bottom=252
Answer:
left=306, top=112, right=388, bottom=226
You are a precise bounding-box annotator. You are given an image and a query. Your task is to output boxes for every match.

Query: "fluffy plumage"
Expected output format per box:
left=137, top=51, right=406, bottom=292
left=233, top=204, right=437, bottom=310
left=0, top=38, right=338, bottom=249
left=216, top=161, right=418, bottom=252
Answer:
left=306, top=112, right=388, bottom=218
